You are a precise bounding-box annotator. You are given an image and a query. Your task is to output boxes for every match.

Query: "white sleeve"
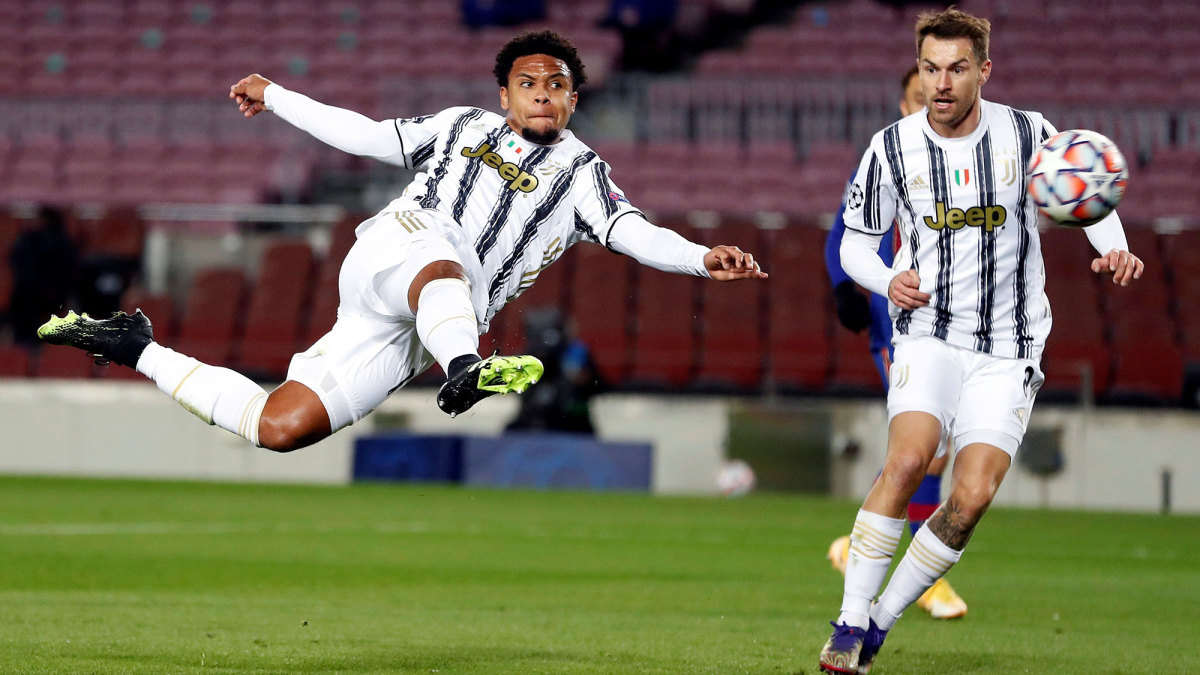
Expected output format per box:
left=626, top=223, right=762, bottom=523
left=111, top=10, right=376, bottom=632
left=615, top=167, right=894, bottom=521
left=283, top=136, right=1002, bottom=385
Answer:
left=840, top=228, right=894, bottom=297
left=843, top=143, right=898, bottom=235
left=264, top=83, right=408, bottom=165
left=607, top=212, right=711, bottom=278
left=569, top=158, right=646, bottom=246
left=1082, top=210, right=1129, bottom=255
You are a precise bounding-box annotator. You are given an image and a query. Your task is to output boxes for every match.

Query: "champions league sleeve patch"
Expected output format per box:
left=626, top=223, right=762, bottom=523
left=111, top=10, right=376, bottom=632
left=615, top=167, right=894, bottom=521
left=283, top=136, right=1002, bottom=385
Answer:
left=845, top=183, right=865, bottom=211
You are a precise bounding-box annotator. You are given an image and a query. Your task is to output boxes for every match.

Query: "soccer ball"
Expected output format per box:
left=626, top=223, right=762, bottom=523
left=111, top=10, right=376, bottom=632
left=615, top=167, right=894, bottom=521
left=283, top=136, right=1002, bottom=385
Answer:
left=716, top=459, right=756, bottom=497
left=1027, top=129, right=1128, bottom=226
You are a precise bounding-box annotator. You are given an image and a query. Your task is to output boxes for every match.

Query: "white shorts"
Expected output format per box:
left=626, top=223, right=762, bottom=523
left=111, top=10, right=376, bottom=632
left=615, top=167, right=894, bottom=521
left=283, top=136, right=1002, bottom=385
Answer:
left=285, top=209, right=482, bottom=432
left=887, top=335, right=1044, bottom=457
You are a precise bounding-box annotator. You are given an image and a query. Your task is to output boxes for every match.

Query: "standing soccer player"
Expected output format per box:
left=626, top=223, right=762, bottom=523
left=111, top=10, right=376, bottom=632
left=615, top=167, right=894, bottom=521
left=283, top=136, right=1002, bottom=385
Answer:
left=817, top=9, right=1142, bottom=673
left=824, top=65, right=967, bottom=622
left=38, top=30, right=766, bottom=452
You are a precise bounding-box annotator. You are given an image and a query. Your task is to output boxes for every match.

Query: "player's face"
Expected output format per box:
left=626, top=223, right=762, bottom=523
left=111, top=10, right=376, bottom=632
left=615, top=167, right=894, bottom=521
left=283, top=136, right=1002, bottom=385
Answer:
left=899, top=74, right=925, bottom=117
left=918, top=36, right=990, bottom=137
left=500, top=54, right=578, bottom=145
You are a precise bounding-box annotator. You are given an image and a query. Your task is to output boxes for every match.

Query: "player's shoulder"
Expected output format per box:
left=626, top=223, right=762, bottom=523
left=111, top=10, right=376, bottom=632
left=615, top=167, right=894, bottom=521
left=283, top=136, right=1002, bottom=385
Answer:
left=408, top=106, right=503, bottom=126
left=982, top=99, right=1046, bottom=130
left=867, top=112, right=923, bottom=154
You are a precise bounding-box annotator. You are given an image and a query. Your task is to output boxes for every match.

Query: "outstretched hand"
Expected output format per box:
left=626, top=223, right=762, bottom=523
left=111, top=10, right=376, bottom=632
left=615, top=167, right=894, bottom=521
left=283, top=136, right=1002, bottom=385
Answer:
left=1091, top=249, right=1143, bottom=286
left=705, top=245, right=768, bottom=281
left=889, top=269, right=930, bottom=310
left=230, top=74, right=273, bottom=118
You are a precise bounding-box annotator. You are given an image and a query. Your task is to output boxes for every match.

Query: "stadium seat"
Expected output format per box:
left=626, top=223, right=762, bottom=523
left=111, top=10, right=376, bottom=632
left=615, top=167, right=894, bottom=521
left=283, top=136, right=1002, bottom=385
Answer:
left=174, top=267, right=247, bottom=367
left=692, top=223, right=765, bottom=391
left=236, top=240, right=315, bottom=380
left=0, top=344, right=32, bottom=378
left=762, top=224, right=832, bottom=393
left=627, top=240, right=701, bottom=389
left=34, top=347, right=97, bottom=379
left=567, top=243, right=635, bottom=386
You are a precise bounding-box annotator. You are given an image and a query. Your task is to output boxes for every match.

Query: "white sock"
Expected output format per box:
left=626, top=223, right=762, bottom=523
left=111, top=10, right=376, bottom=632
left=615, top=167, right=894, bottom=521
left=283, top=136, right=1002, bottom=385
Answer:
left=136, top=343, right=269, bottom=446
left=415, top=278, right=479, bottom=375
left=874, top=523, right=963, bottom=630
left=837, top=509, right=905, bottom=630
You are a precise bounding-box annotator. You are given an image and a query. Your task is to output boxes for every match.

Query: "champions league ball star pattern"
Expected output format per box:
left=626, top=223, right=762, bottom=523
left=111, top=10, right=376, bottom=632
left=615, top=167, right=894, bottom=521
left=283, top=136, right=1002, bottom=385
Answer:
left=1027, top=129, right=1129, bottom=226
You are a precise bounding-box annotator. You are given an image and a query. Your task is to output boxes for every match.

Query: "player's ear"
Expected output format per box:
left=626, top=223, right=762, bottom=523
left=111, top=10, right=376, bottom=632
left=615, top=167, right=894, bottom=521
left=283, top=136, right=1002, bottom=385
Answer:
left=500, top=86, right=510, bottom=111
left=569, top=90, right=578, bottom=112
left=979, top=59, right=992, bottom=85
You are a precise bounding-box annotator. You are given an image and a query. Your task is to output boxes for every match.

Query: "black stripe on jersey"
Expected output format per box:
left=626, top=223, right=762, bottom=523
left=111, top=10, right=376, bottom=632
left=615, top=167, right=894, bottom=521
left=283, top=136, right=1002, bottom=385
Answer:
left=863, top=153, right=882, bottom=231
left=592, top=161, right=617, bottom=220
left=474, top=146, right=553, bottom=260
left=487, top=149, right=597, bottom=307
left=925, top=135, right=954, bottom=341
left=419, top=108, right=484, bottom=210
left=412, top=136, right=436, bottom=168
left=392, top=119, right=408, bottom=168
left=884, top=126, right=918, bottom=335
left=973, top=131, right=998, bottom=353
left=883, top=125, right=918, bottom=223
left=574, top=209, right=600, bottom=243
left=451, top=122, right=509, bottom=224
left=1010, top=109, right=1037, bottom=358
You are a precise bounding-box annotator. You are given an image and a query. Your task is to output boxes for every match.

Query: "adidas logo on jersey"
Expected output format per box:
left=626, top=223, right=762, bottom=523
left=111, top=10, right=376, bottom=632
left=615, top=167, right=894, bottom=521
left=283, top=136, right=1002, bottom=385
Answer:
left=908, top=174, right=930, bottom=191
left=461, top=140, right=539, bottom=192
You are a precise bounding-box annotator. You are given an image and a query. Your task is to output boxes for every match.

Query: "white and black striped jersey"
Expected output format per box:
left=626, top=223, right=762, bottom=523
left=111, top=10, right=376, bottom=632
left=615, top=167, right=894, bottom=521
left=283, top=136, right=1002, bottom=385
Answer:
left=843, top=99, right=1056, bottom=360
left=263, top=86, right=648, bottom=326
left=380, top=106, right=642, bottom=322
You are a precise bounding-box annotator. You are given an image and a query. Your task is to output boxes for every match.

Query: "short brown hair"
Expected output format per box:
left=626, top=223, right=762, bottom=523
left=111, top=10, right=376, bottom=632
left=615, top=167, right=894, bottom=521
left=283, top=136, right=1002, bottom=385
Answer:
left=901, top=64, right=919, bottom=92
left=915, top=7, right=990, bottom=67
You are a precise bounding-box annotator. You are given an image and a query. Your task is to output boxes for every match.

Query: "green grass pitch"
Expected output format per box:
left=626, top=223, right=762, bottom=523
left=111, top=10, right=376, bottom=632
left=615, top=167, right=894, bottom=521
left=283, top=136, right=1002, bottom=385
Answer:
left=0, top=476, right=1196, bottom=674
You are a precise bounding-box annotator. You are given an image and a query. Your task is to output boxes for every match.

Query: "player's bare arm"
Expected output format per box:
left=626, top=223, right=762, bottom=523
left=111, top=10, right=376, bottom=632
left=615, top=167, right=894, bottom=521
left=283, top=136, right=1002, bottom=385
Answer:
left=888, top=269, right=930, bottom=309
left=704, top=245, right=768, bottom=281
left=1090, top=249, right=1143, bottom=287
left=230, top=74, right=272, bottom=118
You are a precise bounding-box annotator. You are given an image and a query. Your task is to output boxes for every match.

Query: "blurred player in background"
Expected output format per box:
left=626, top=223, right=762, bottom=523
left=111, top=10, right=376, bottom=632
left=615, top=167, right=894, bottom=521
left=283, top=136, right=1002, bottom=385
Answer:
left=39, top=30, right=766, bottom=452
left=818, top=9, right=1142, bottom=673
left=824, top=65, right=967, bottom=622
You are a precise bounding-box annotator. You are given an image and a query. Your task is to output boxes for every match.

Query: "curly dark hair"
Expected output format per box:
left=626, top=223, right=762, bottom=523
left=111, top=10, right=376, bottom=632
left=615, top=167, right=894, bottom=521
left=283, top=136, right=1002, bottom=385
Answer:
left=493, top=29, right=587, bottom=90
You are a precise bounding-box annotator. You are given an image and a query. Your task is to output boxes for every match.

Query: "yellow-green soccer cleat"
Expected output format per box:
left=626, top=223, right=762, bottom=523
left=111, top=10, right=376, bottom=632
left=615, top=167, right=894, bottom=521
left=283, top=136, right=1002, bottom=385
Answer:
left=36, top=309, right=154, bottom=368
left=436, top=354, right=544, bottom=417
left=916, top=577, right=968, bottom=620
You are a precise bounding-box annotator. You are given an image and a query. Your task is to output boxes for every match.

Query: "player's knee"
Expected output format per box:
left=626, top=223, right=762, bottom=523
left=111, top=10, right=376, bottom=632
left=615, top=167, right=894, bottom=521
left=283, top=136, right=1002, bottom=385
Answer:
left=950, top=483, right=996, bottom=522
left=257, top=409, right=326, bottom=453
left=880, top=453, right=928, bottom=492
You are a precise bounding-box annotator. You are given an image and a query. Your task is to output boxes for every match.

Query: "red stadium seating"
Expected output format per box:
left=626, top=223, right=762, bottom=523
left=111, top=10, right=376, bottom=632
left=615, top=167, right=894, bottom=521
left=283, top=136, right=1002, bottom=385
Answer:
left=174, top=267, right=247, bottom=367
left=762, top=224, right=831, bottom=393
left=0, top=344, right=32, bottom=378
left=34, top=347, right=97, bottom=379
left=567, top=242, right=635, bottom=385
left=692, top=223, right=766, bottom=390
left=236, top=241, right=315, bottom=380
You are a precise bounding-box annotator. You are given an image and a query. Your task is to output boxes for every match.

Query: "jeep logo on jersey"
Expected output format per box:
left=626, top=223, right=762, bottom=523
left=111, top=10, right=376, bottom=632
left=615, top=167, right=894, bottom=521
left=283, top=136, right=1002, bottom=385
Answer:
left=461, top=141, right=539, bottom=192
left=923, top=201, right=1007, bottom=232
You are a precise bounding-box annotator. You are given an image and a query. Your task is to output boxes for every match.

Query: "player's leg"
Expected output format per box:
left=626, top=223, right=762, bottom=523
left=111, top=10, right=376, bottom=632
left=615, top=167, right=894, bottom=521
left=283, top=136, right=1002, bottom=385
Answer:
left=867, top=353, right=1040, bottom=653
left=38, top=309, right=292, bottom=448
left=912, top=447, right=969, bottom=619
left=871, top=442, right=1010, bottom=631
left=820, top=336, right=962, bottom=672
left=366, top=216, right=542, bottom=417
